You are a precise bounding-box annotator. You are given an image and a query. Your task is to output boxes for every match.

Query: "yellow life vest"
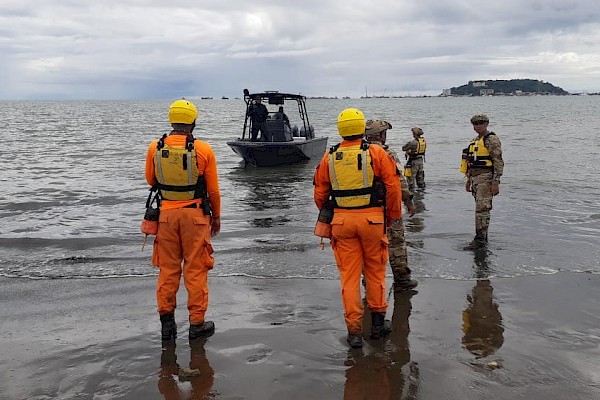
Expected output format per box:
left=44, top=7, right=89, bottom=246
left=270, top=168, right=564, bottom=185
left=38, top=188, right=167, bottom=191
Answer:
left=464, top=133, right=495, bottom=170
left=416, top=137, right=426, bottom=156
left=328, top=142, right=376, bottom=208
left=154, top=134, right=204, bottom=200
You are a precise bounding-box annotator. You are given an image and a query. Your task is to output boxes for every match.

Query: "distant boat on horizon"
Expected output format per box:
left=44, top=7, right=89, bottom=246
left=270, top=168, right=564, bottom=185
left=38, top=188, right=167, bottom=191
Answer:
left=201, top=96, right=213, bottom=100
left=222, top=96, right=229, bottom=99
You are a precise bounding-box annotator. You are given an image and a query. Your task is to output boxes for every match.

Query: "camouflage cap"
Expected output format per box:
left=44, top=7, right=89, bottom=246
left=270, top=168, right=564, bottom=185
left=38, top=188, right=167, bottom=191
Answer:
left=470, top=114, right=489, bottom=123
left=365, top=120, right=392, bottom=143
left=411, top=127, right=424, bottom=136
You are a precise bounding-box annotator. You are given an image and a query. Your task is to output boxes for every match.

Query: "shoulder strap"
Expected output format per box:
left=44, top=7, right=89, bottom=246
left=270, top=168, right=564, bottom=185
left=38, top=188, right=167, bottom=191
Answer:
left=185, top=134, right=196, bottom=151
left=156, top=134, right=168, bottom=150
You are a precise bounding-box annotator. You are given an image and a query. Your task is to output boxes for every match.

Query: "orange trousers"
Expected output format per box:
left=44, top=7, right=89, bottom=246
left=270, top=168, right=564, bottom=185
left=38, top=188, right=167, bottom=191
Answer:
left=152, top=207, right=215, bottom=324
left=330, top=208, right=389, bottom=334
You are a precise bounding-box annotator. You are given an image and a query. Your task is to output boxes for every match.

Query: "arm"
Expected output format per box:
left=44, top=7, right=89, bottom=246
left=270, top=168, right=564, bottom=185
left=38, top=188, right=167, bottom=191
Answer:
left=196, top=142, right=222, bottom=236
left=401, top=140, right=417, bottom=154
left=373, top=146, right=401, bottom=222
left=145, top=141, right=158, bottom=186
left=486, top=135, right=504, bottom=195
left=388, top=148, right=415, bottom=215
left=313, top=153, right=332, bottom=210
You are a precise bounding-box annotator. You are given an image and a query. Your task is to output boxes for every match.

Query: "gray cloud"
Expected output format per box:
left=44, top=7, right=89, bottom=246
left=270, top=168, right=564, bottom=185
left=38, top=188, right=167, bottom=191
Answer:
left=1, top=0, right=599, bottom=99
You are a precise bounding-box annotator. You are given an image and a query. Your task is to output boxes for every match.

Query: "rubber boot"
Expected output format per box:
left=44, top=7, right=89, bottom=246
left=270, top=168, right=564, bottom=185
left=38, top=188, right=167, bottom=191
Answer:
left=370, top=313, right=392, bottom=339
left=189, top=321, right=215, bottom=341
left=347, top=333, right=363, bottom=348
left=160, top=313, right=177, bottom=343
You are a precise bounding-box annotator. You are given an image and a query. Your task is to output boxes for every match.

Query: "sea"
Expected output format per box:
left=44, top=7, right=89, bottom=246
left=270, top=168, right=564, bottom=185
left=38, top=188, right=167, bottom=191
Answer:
left=0, top=96, right=599, bottom=281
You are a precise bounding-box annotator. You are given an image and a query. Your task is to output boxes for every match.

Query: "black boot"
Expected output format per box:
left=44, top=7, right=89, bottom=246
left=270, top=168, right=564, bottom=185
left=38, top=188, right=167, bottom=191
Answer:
left=394, top=275, right=418, bottom=292
left=160, top=313, right=177, bottom=343
left=463, top=233, right=487, bottom=250
left=347, top=332, right=363, bottom=348
left=189, top=321, right=215, bottom=341
left=370, top=313, right=392, bottom=339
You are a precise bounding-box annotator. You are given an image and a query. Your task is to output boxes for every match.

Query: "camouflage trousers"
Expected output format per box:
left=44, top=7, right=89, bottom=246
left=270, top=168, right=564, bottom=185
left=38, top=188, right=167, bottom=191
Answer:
left=387, top=219, right=410, bottom=280
left=470, top=172, right=493, bottom=239
left=407, top=158, right=425, bottom=191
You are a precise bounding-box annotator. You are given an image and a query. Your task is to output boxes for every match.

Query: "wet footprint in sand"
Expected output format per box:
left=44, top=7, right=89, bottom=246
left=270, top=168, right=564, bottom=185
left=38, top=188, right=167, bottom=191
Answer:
left=246, top=347, right=273, bottom=364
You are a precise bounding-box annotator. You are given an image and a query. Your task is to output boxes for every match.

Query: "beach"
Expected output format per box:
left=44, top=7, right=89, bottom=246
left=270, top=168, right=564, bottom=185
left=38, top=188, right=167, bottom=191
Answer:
left=2, top=272, right=599, bottom=399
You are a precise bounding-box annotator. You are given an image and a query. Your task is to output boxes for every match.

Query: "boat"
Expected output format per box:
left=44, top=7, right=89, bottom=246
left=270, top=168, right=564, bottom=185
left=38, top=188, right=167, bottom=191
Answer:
left=227, top=89, right=328, bottom=167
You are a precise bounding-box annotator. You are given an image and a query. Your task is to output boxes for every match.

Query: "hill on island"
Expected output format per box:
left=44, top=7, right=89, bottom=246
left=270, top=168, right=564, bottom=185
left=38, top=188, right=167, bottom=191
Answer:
left=444, top=79, right=569, bottom=96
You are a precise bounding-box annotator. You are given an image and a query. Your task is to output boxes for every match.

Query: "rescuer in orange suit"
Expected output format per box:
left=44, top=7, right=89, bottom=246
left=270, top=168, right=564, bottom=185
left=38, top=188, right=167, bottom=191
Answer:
left=145, top=99, right=221, bottom=343
left=313, top=108, right=402, bottom=348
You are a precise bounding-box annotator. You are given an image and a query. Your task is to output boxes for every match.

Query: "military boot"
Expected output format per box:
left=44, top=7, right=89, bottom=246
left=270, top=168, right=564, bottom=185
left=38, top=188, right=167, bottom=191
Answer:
left=394, top=273, right=418, bottom=292
left=463, top=232, right=487, bottom=251
left=370, top=313, right=392, bottom=339
left=347, top=333, right=363, bottom=348
left=160, top=313, right=177, bottom=343
left=189, top=321, right=215, bottom=341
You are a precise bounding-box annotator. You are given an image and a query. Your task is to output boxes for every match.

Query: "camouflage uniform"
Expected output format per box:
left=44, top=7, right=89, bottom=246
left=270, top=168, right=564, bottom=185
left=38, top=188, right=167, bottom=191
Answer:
left=365, top=120, right=417, bottom=289
left=401, top=134, right=426, bottom=191
left=385, top=147, right=413, bottom=279
left=467, top=130, right=503, bottom=241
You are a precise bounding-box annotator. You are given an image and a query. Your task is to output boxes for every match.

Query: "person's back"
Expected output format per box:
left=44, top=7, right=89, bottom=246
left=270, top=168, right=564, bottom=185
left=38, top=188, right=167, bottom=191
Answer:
left=247, top=96, right=269, bottom=141
left=145, top=99, right=221, bottom=343
left=314, top=108, right=401, bottom=348
left=402, top=127, right=426, bottom=190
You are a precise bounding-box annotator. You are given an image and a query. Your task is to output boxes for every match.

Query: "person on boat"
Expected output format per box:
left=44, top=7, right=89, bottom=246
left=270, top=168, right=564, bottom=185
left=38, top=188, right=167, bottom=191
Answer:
left=461, top=114, right=503, bottom=250
left=247, top=95, right=269, bottom=142
left=401, top=127, right=427, bottom=191
left=365, top=119, right=418, bottom=292
left=272, top=106, right=291, bottom=129
left=145, top=99, right=221, bottom=343
left=313, top=108, right=401, bottom=348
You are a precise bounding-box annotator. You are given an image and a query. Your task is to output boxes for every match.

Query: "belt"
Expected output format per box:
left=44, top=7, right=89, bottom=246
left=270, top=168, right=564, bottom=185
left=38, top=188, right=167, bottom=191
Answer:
left=183, top=203, right=201, bottom=209
left=469, top=168, right=493, bottom=176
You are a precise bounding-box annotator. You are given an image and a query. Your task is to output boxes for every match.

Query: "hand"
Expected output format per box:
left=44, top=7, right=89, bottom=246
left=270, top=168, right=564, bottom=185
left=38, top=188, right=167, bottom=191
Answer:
left=386, top=217, right=398, bottom=227
left=210, top=216, right=221, bottom=237
left=491, top=181, right=500, bottom=196
left=465, top=179, right=472, bottom=192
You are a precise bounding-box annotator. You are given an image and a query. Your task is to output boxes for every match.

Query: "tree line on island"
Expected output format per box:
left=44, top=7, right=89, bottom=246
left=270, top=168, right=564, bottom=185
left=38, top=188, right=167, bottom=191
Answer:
left=443, top=79, right=569, bottom=96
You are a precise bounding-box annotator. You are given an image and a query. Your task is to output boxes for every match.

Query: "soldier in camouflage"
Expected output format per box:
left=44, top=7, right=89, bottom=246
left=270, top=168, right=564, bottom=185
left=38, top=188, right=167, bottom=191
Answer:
left=402, top=127, right=426, bottom=191
left=365, top=120, right=418, bottom=291
left=463, top=114, right=504, bottom=250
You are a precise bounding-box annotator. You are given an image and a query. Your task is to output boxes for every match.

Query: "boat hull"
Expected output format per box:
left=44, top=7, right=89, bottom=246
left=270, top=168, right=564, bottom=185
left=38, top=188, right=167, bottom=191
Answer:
left=227, top=137, right=328, bottom=167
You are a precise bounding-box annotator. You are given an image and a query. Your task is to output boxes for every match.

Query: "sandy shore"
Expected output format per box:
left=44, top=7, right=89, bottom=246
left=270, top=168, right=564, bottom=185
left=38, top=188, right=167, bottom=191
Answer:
left=1, top=272, right=599, bottom=399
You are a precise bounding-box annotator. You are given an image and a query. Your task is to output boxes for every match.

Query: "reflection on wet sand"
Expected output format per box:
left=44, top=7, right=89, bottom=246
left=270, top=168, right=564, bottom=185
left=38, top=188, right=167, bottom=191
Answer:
left=405, top=193, right=425, bottom=251
left=158, top=340, right=216, bottom=399
left=462, top=251, right=504, bottom=358
left=343, top=292, right=420, bottom=399
left=389, top=292, right=421, bottom=398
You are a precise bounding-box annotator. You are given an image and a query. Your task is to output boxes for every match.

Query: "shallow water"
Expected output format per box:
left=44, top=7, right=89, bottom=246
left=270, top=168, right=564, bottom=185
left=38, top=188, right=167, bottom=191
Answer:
left=0, top=96, right=599, bottom=280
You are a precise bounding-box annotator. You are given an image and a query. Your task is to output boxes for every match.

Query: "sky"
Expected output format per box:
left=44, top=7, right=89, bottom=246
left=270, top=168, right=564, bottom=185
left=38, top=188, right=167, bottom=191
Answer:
left=1, top=0, right=599, bottom=100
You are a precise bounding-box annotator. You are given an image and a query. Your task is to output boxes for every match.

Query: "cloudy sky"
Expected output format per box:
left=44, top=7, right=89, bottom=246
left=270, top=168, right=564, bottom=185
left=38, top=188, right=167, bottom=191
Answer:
left=1, top=0, right=599, bottom=99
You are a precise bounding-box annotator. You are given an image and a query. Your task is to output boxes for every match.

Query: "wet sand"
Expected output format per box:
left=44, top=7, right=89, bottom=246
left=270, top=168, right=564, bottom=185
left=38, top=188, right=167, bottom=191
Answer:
left=1, top=272, right=599, bottom=399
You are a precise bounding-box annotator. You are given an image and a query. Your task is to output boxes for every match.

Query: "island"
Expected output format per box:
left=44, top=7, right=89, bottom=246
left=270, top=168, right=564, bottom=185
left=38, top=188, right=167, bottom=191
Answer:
left=442, top=79, right=569, bottom=96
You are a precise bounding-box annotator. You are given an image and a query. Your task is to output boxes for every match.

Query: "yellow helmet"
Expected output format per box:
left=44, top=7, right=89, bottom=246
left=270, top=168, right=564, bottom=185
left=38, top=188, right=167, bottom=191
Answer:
left=337, top=108, right=366, bottom=137
left=168, top=99, right=198, bottom=124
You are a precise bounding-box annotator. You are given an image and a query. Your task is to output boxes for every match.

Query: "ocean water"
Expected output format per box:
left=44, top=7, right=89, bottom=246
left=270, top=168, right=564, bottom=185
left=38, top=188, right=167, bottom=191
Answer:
left=0, top=96, right=598, bottom=280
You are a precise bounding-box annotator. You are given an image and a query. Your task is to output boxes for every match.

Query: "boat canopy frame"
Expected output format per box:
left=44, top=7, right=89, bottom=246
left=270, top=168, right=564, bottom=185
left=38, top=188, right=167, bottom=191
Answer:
left=242, top=89, right=312, bottom=140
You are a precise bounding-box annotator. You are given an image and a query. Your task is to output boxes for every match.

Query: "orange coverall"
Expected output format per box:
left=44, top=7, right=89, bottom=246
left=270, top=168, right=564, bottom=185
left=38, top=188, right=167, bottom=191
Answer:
left=314, top=138, right=401, bottom=334
left=145, top=133, right=221, bottom=324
